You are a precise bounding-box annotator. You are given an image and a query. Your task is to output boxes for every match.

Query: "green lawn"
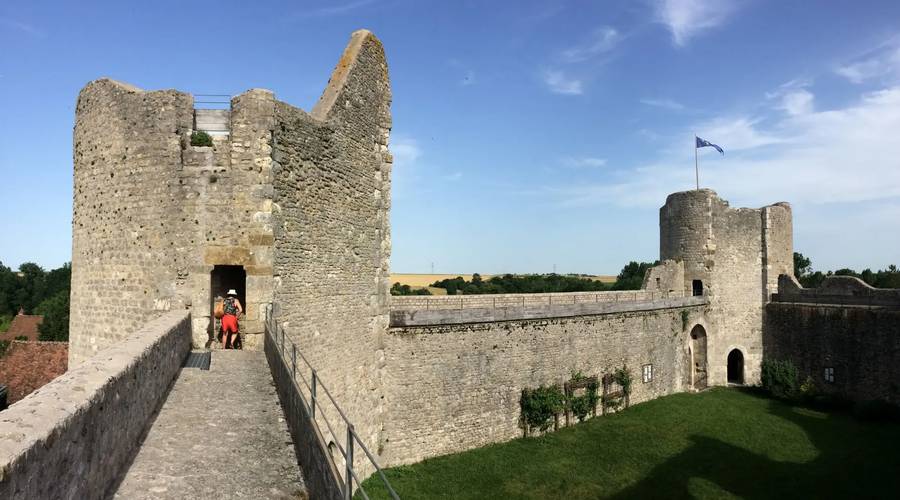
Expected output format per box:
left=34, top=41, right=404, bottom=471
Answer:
left=360, top=388, right=900, bottom=499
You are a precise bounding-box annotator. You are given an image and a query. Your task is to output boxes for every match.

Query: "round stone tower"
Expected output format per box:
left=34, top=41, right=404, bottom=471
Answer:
left=659, top=189, right=793, bottom=385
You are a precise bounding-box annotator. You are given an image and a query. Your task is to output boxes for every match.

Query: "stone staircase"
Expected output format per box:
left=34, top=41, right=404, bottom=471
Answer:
left=194, top=109, right=231, bottom=137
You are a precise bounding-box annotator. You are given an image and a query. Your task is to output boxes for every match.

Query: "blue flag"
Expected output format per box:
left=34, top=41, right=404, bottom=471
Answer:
left=696, top=136, right=724, bottom=155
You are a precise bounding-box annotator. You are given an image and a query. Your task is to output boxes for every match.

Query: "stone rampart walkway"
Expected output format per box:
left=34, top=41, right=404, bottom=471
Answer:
left=114, top=351, right=306, bottom=499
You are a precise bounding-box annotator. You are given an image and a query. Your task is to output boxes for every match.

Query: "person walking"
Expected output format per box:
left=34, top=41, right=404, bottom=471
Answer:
left=220, top=289, right=243, bottom=349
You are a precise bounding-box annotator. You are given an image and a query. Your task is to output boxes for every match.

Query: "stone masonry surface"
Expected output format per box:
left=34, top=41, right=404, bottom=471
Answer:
left=391, top=295, right=705, bottom=326
left=271, top=30, right=392, bottom=478
left=660, top=189, right=793, bottom=385
left=114, top=350, right=306, bottom=499
left=68, top=29, right=392, bottom=483
left=382, top=303, right=709, bottom=466
left=765, top=275, right=900, bottom=404
left=0, top=310, right=190, bottom=499
left=70, top=79, right=277, bottom=363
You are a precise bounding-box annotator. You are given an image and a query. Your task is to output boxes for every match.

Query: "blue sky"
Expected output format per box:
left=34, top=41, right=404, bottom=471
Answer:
left=2, top=1, right=900, bottom=275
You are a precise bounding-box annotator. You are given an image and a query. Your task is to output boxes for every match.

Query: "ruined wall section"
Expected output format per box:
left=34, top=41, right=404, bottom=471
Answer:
left=381, top=304, right=707, bottom=466
left=642, top=259, right=684, bottom=293
left=71, top=80, right=194, bottom=364
left=766, top=276, right=900, bottom=404
left=71, top=79, right=278, bottom=363
left=271, top=30, right=392, bottom=467
left=660, top=190, right=792, bottom=385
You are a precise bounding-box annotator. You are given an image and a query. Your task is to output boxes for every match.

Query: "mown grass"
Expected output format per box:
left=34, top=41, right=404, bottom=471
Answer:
left=359, top=388, right=900, bottom=499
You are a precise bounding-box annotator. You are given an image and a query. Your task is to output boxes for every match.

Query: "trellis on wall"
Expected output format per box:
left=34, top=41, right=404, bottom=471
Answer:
left=520, top=367, right=633, bottom=437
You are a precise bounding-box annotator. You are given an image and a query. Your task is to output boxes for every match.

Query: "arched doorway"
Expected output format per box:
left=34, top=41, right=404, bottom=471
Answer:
left=727, top=349, right=744, bottom=385
left=690, top=325, right=707, bottom=390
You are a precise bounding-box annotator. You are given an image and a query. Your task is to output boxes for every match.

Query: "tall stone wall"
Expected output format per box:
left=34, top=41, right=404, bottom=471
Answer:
left=71, top=78, right=279, bottom=363
left=765, top=275, right=900, bottom=404
left=71, top=81, right=194, bottom=364
left=270, top=30, right=392, bottom=468
left=381, top=303, right=709, bottom=466
left=659, top=189, right=792, bottom=385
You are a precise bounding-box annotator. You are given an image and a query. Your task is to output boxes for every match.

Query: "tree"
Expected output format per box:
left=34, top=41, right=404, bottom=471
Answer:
left=612, top=261, right=659, bottom=291
left=793, top=252, right=811, bottom=279
left=36, top=289, right=69, bottom=341
left=390, top=282, right=432, bottom=296
left=14, top=262, right=46, bottom=314
left=0, top=261, right=17, bottom=316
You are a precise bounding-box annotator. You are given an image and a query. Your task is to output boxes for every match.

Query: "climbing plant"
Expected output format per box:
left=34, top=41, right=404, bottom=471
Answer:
left=520, top=385, right=565, bottom=433
left=614, top=366, right=633, bottom=398
left=567, top=371, right=600, bottom=422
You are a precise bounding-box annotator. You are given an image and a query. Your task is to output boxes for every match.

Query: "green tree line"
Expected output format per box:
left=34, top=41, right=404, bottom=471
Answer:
left=0, top=261, right=70, bottom=341
left=391, top=261, right=660, bottom=296
left=794, top=252, right=899, bottom=289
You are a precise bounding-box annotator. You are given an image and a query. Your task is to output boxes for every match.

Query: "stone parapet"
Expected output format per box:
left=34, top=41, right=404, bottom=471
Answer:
left=391, top=289, right=684, bottom=311
left=773, top=274, right=900, bottom=307
left=390, top=295, right=706, bottom=327
left=0, top=310, right=190, bottom=499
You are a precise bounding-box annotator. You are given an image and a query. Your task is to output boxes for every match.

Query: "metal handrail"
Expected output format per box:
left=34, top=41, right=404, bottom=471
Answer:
left=265, top=306, right=400, bottom=500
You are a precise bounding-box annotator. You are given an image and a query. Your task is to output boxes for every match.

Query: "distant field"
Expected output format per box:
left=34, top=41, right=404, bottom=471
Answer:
left=390, top=273, right=617, bottom=288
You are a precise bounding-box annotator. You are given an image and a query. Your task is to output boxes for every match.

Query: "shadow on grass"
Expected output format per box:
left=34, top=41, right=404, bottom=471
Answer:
left=612, top=388, right=900, bottom=499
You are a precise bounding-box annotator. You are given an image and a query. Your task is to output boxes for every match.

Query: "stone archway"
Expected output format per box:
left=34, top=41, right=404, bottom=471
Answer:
left=727, top=349, right=744, bottom=385
left=690, top=325, right=708, bottom=390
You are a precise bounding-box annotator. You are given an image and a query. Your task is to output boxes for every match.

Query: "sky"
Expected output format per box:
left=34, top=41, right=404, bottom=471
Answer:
left=2, top=0, right=900, bottom=275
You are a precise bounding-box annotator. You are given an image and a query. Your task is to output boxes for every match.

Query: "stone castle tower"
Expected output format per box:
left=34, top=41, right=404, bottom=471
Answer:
left=657, top=189, right=793, bottom=385
left=68, top=25, right=394, bottom=418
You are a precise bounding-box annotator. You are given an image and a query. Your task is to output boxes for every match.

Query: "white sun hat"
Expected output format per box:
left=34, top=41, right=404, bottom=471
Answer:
left=226, top=289, right=238, bottom=296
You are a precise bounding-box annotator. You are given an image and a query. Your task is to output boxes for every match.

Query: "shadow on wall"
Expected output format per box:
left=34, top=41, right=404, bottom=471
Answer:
left=610, top=389, right=900, bottom=499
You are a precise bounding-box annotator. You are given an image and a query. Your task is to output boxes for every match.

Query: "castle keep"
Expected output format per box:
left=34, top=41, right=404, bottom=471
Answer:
left=0, top=28, right=883, bottom=499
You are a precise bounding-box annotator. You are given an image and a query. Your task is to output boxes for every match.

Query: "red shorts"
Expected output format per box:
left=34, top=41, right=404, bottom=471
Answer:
left=221, top=314, right=238, bottom=333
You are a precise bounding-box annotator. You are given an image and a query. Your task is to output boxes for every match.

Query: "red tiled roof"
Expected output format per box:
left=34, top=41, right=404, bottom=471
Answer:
left=1, top=315, right=43, bottom=342
left=0, top=341, right=68, bottom=404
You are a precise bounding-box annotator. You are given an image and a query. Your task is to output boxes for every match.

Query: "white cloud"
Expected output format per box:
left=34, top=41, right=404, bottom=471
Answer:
left=835, top=44, right=900, bottom=84
left=640, top=98, right=685, bottom=111
left=562, top=157, right=607, bottom=168
left=542, top=69, right=583, bottom=95
left=654, top=0, right=738, bottom=47
left=443, top=171, right=463, bottom=181
left=561, top=27, right=621, bottom=63
left=555, top=86, right=900, bottom=208
left=390, top=136, right=421, bottom=167
left=779, top=89, right=814, bottom=116
left=765, top=79, right=814, bottom=116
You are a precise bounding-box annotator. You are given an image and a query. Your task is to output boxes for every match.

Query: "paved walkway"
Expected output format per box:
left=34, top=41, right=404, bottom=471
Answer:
left=114, top=351, right=306, bottom=499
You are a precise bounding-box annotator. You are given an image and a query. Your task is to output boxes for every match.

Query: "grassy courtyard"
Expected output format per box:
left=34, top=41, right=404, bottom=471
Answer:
left=361, top=388, right=900, bottom=499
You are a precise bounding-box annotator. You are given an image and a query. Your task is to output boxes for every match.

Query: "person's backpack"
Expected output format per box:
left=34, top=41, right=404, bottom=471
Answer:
left=214, top=298, right=225, bottom=319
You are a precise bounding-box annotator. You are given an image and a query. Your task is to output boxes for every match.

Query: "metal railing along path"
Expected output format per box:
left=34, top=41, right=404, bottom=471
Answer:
left=264, top=305, right=400, bottom=500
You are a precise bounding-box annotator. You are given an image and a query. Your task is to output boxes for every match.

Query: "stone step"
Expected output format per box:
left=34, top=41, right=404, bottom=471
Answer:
left=194, top=109, right=231, bottom=136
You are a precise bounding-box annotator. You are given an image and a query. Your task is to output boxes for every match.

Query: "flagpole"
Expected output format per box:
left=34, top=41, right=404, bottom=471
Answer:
left=694, top=136, right=699, bottom=190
